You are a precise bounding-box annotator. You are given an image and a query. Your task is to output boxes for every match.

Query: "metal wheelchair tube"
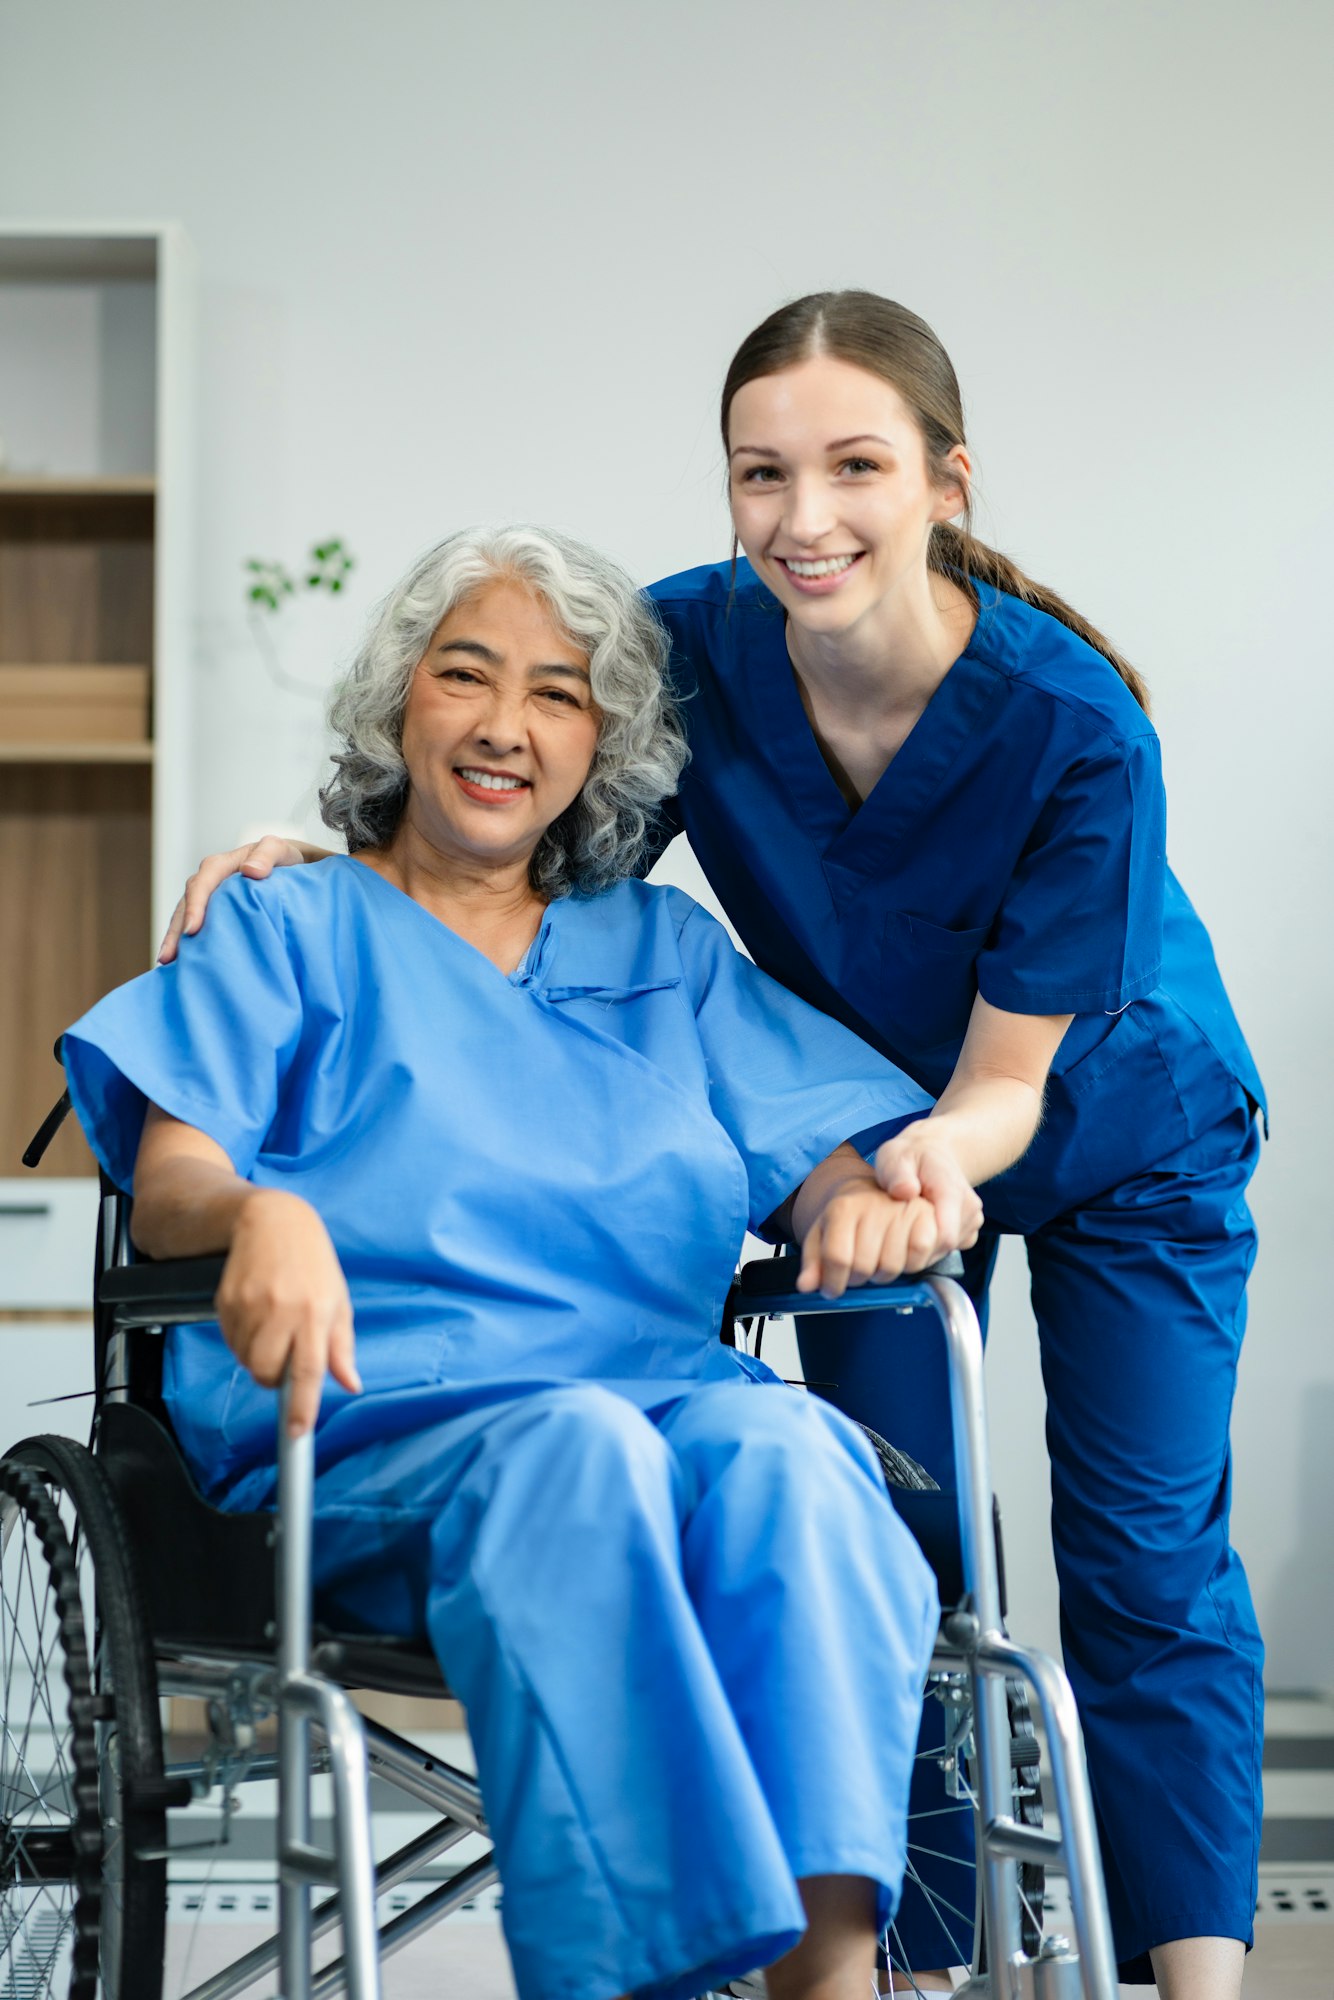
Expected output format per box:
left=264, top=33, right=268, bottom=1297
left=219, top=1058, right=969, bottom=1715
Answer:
left=975, top=1635, right=1119, bottom=2000
left=928, top=1276, right=1024, bottom=1981
left=275, top=1378, right=382, bottom=2000
left=360, top=1718, right=488, bottom=1830
left=278, top=1378, right=316, bottom=1999
left=182, top=1819, right=472, bottom=2000
left=311, top=1854, right=501, bottom=2000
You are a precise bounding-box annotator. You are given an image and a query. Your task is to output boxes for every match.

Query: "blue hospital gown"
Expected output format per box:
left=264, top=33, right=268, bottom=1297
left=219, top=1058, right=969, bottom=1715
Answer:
left=64, top=857, right=941, bottom=2000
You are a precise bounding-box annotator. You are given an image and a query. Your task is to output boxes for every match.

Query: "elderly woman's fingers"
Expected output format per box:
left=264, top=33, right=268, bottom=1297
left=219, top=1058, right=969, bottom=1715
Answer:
left=285, top=1333, right=330, bottom=1438
left=797, top=1204, right=856, bottom=1298
left=327, top=1307, right=362, bottom=1396
left=796, top=1222, right=823, bottom=1293
left=813, top=1202, right=860, bottom=1297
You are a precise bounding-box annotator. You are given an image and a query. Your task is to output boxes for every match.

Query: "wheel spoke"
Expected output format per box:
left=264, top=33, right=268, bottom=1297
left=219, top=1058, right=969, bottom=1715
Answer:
left=883, top=1917, right=929, bottom=1993
left=900, top=1856, right=973, bottom=1948
left=902, top=1840, right=977, bottom=1869
left=1, top=1474, right=105, bottom=2000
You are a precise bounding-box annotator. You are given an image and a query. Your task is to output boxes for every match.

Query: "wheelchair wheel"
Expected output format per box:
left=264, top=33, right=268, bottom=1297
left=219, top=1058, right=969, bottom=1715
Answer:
left=3, top=1439, right=170, bottom=2000
left=0, top=1459, right=101, bottom=1999
left=881, top=1670, right=1045, bottom=1992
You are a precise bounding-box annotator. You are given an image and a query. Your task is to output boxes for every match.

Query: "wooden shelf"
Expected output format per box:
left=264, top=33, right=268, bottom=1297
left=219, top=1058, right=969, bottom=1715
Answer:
left=0, top=476, right=156, bottom=499
left=0, top=741, right=153, bottom=764
left=0, top=224, right=188, bottom=1188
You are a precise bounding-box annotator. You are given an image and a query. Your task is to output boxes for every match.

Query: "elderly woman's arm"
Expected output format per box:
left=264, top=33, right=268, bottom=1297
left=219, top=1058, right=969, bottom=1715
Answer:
left=133, top=1105, right=361, bottom=1436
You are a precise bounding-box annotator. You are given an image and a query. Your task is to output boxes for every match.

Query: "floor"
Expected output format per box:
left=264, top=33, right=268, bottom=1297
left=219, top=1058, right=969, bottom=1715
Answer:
left=155, top=1694, right=1334, bottom=1999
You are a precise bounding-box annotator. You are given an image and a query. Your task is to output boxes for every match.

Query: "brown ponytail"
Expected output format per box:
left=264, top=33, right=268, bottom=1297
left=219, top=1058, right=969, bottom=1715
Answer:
left=721, top=291, right=1151, bottom=714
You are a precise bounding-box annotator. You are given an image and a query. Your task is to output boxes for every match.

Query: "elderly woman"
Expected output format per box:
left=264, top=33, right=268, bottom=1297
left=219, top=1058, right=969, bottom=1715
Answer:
left=64, top=527, right=984, bottom=2000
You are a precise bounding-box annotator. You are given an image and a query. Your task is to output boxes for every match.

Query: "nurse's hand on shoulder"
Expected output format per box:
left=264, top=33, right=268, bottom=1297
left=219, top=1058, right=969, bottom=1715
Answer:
left=218, top=1190, right=361, bottom=1438
left=157, top=834, right=326, bottom=964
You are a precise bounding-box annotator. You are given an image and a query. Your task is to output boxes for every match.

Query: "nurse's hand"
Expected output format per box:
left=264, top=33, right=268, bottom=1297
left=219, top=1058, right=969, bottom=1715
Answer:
left=796, top=1186, right=946, bottom=1299
left=873, top=1123, right=984, bottom=1257
left=216, top=1189, right=361, bottom=1437
left=157, top=835, right=327, bottom=964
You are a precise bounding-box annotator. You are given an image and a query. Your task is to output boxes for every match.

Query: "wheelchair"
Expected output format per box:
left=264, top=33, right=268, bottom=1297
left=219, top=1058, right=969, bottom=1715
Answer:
left=2, top=1083, right=1120, bottom=2000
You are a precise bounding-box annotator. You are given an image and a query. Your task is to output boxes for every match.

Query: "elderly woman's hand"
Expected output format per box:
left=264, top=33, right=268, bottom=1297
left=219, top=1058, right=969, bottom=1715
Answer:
left=797, top=1183, right=948, bottom=1299
left=133, top=1108, right=362, bottom=1437
left=790, top=1138, right=983, bottom=1299
left=217, top=1190, right=360, bottom=1437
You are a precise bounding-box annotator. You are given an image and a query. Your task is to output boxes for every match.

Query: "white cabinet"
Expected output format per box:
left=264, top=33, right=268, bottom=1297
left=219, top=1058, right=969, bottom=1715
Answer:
left=0, top=1180, right=102, bottom=1310
left=0, top=1321, right=95, bottom=1457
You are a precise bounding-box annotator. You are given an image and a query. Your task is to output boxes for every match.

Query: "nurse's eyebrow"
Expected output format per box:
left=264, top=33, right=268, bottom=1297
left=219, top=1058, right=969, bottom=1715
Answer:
left=728, top=434, right=896, bottom=459
left=826, top=434, right=895, bottom=452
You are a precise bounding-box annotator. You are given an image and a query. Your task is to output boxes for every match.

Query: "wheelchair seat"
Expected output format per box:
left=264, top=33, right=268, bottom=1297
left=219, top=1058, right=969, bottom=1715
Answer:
left=97, top=1399, right=449, bottom=1698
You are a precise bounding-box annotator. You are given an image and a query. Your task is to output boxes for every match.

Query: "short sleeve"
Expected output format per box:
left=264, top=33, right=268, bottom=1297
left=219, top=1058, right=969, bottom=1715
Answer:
left=63, top=878, right=304, bottom=1191
left=976, top=732, right=1166, bottom=1015
left=674, top=901, right=933, bottom=1230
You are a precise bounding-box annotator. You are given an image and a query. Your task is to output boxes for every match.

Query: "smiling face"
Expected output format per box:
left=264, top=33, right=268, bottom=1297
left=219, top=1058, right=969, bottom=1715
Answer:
left=397, top=576, right=601, bottom=875
left=727, top=352, right=970, bottom=640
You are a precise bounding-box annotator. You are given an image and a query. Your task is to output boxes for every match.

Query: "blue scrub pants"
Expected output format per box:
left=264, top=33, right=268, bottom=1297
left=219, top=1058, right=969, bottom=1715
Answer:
left=797, top=1096, right=1264, bottom=1979
left=308, top=1375, right=939, bottom=2000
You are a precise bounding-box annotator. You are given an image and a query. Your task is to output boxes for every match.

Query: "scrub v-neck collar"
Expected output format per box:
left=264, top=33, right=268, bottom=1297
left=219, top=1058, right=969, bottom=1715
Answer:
left=741, top=591, right=1010, bottom=890
left=340, top=853, right=556, bottom=988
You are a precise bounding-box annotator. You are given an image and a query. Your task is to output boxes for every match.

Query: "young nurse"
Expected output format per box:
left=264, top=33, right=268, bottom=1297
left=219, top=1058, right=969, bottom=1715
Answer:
left=166, top=292, right=1264, bottom=1997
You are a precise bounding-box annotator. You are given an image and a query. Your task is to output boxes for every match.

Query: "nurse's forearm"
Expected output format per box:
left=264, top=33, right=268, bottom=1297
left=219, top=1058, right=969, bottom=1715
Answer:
left=920, top=1075, right=1046, bottom=1186
left=920, top=996, right=1074, bottom=1185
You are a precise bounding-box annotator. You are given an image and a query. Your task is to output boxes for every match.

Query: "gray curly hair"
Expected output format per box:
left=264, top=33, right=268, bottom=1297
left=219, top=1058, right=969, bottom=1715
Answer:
left=319, top=526, right=687, bottom=896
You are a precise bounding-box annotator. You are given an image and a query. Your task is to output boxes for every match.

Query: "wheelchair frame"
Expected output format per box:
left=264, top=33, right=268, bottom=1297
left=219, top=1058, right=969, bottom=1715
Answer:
left=2, top=1163, right=1121, bottom=2000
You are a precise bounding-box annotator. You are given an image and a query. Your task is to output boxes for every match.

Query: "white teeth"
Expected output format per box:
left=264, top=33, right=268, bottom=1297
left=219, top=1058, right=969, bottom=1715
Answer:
left=782, top=555, right=858, bottom=578
left=459, top=768, right=526, bottom=791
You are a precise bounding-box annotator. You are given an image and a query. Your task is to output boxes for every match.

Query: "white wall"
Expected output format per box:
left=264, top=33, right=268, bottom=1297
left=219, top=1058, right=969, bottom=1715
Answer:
left=2, top=0, right=1330, bottom=1683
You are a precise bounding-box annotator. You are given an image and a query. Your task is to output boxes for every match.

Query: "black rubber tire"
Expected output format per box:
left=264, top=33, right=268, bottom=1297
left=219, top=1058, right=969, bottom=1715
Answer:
left=0, top=1458, right=102, bottom=1999
left=1005, top=1674, right=1046, bottom=1959
left=11, top=1437, right=168, bottom=2000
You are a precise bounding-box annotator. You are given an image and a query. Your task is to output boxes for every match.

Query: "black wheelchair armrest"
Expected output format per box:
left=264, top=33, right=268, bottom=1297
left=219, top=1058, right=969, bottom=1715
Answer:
left=735, top=1248, right=963, bottom=1315
left=101, top=1256, right=227, bottom=1328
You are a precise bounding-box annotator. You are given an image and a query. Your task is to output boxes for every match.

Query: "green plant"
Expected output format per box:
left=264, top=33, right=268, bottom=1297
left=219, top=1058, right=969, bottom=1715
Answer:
left=243, top=537, right=357, bottom=697
left=245, top=537, right=354, bottom=613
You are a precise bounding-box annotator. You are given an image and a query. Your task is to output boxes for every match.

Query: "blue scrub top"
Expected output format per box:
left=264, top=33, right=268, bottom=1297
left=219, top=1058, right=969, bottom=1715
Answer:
left=63, top=858, right=930, bottom=1505
left=649, top=561, right=1264, bottom=1234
